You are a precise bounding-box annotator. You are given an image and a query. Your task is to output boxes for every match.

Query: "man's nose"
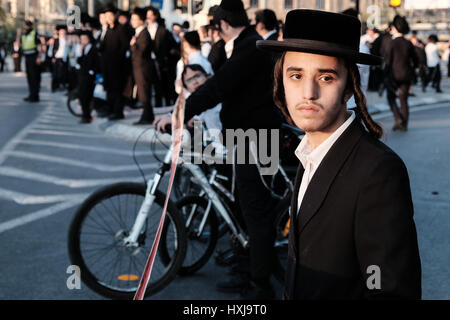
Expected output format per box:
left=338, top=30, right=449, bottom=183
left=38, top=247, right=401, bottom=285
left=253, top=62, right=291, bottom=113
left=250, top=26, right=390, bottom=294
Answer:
left=302, top=78, right=319, bottom=101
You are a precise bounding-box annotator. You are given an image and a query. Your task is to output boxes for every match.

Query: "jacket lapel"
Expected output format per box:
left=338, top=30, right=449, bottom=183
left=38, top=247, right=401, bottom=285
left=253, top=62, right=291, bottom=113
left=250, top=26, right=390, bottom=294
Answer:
left=297, top=119, right=365, bottom=234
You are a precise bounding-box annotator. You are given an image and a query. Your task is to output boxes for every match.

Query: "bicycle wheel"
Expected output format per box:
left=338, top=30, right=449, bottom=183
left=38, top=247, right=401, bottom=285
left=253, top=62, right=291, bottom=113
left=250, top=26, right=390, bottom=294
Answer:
left=272, top=195, right=290, bottom=284
left=160, top=195, right=218, bottom=276
left=68, top=182, right=187, bottom=300
left=67, top=90, right=83, bottom=117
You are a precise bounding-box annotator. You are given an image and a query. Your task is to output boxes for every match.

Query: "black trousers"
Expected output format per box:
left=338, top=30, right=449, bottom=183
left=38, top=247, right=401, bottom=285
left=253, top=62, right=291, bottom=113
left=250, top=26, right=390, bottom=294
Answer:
left=0, top=59, right=4, bottom=72
left=426, top=66, right=441, bottom=92
left=52, top=58, right=68, bottom=90
left=387, top=82, right=410, bottom=127
left=14, top=57, right=21, bottom=72
left=107, top=90, right=124, bottom=117
left=233, top=134, right=280, bottom=287
left=78, top=78, right=95, bottom=120
left=25, top=54, right=41, bottom=99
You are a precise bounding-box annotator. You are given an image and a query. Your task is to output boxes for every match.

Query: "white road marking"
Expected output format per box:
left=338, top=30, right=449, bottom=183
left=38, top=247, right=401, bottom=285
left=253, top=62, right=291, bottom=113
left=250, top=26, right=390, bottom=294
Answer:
left=5, top=150, right=158, bottom=172
left=0, top=187, right=88, bottom=205
left=27, top=129, right=102, bottom=138
left=0, top=166, right=143, bottom=188
left=0, top=199, right=83, bottom=234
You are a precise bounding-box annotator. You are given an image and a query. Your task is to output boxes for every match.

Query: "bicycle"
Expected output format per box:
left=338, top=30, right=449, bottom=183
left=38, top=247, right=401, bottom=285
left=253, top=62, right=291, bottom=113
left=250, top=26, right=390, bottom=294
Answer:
left=67, top=73, right=108, bottom=118
left=67, top=129, right=189, bottom=300
left=159, top=123, right=304, bottom=282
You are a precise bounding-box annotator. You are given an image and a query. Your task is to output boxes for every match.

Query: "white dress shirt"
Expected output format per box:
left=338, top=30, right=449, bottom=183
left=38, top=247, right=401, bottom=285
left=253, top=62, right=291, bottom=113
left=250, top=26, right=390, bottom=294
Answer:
left=262, top=29, right=277, bottom=40
left=425, top=42, right=440, bottom=68
left=148, top=23, right=158, bottom=40
left=54, top=37, right=68, bottom=61
left=296, top=111, right=356, bottom=213
left=224, top=34, right=239, bottom=59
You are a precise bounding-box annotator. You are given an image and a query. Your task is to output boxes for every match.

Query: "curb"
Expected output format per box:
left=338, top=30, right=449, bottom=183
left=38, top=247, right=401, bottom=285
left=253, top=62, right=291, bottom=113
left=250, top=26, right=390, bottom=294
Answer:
left=96, top=95, right=450, bottom=143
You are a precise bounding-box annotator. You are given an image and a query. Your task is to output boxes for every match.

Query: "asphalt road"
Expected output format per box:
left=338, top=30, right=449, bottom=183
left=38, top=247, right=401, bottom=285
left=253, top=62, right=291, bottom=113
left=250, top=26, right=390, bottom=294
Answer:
left=0, top=73, right=449, bottom=300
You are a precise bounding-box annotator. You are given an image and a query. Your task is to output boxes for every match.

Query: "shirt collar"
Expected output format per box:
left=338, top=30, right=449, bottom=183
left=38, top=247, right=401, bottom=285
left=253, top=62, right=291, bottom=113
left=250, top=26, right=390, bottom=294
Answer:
left=224, top=34, right=240, bottom=59
left=83, top=43, right=92, bottom=55
left=135, top=25, right=145, bottom=37
left=295, top=110, right=356, bottom=169
left=262, top=29, right=277, bottom=40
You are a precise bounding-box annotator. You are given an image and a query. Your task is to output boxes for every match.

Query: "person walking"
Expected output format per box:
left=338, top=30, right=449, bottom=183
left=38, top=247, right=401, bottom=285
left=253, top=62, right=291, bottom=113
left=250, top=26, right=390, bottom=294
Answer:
left=127, top=7, right=155, bottom=125
left=20, top=20, right=42, bottom=102
left=383, top=15, right=417, bottom=131
left=257, top=9, right=421, bottom=300
left=425, top=35, right=442, bottom=93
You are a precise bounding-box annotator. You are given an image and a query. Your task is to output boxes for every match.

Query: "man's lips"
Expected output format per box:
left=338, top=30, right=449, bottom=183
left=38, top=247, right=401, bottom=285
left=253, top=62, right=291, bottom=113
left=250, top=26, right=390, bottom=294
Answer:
left=296, top=104, right=321, bottom=113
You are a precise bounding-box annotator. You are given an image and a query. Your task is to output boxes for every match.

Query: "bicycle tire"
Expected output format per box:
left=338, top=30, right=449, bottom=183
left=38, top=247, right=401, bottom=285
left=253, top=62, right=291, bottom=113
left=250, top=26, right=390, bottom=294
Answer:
left=67, top=182, right=187, bottom=300
left=160, top=195, right=218, bottom=276
left=67, top=92, right=83, bottom=117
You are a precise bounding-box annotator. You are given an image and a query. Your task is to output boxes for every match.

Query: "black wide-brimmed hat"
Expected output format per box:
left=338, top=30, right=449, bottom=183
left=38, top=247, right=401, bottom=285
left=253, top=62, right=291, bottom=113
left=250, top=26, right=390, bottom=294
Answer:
left=257, top=9, right=382, bottom=65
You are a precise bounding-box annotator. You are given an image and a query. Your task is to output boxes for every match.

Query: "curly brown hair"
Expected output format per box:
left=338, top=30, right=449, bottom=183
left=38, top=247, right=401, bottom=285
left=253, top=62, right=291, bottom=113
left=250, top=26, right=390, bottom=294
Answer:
left=273, top=52, right=383, bottom=139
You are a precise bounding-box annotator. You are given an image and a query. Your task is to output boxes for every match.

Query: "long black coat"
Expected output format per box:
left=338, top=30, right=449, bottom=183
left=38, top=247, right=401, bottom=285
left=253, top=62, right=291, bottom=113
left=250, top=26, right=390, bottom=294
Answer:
left=100, top=24, right=129, bottom=92
left=384, top=37, right=418, bottom=84
left=284, top=118, right=421, bottom=300
left=123, top=29, right=153, bottom=103
left=184, top=27, right=282, bottom=130
left=76, top=45, right=99, bottom=103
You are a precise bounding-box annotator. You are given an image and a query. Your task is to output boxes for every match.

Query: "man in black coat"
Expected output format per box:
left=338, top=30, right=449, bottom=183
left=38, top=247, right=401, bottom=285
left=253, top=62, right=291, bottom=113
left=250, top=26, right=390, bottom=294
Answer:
left=146, top=6, right=175, bottom=107
left=254, top=9, right=279, bottom=41
left=383, top=15, right=417, bottom=131
left=100, top=5, right=130, bottom=120
left=183, top=0, right=283, bottom=299
left=127, top=8, right=155, bottom=125
left=77, top=31, right=99, bottom=123
left=257, top=9, right=421, bottom=300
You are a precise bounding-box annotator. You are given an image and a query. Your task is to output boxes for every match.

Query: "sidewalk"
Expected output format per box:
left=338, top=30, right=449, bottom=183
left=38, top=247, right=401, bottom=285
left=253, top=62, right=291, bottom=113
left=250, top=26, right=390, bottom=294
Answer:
left=97, top=78, right=450, bottom=142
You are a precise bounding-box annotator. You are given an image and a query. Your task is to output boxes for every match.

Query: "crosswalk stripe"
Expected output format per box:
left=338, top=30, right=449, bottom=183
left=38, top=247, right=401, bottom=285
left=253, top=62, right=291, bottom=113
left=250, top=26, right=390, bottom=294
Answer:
left=0, top=199, right=83, bottom=234
left=0, top=187, right=88, bottom=205
left=5, top=150, right=158, bottom=172
left=0, top=166, right=144, bottom=188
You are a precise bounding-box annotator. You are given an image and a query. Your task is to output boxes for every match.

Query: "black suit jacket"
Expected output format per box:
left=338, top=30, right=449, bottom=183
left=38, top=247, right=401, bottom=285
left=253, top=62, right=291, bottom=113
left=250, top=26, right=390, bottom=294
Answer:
left=124, top=29, right=154, bottom=102
left=76, top=45, right=99, bottom=99
left=284, top=117, right=421, bottom=300
left=100, top=24, right=129, bottom=92
left=384, top=36, right=418, bottom=84
left=184, top=27, right=282, bottom=130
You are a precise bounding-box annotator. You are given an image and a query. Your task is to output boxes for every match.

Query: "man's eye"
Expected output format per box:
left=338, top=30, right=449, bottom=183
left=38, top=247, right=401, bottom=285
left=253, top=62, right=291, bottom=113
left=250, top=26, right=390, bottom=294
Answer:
left=319, top=75, right=334, bottom=82
left=290, top=73, right=301, bottom=80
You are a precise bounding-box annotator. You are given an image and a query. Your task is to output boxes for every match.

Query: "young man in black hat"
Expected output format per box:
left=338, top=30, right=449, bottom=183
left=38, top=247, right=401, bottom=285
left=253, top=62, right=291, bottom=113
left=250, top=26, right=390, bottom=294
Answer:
left=127, top=7, right=155, bottom=125
left=77, top=30, right=99, bottom=123
left=100, top=4, right=130, bottom=120
left=257, top=9, right=421, bottom=300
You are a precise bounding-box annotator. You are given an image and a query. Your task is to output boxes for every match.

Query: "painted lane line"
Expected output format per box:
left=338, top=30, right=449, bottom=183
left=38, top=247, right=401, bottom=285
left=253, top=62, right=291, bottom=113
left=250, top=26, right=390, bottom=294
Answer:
left=0, top=166, right=143, bottom=188
left=0, top=199, right=83, bottom=234
left=18, top=139, right=165, bottom=156
left=0, top=187, right=88, bottom=205
left=4, top=150, right=158, bottom=172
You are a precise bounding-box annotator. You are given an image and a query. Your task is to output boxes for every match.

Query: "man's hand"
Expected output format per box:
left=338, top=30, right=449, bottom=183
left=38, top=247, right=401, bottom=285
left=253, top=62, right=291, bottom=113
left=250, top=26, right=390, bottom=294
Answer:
left=153, top=114, right=172, bottom=133
left=130, top=36, right=136, bottom=47
left=36, top=57, right=41, bottom=65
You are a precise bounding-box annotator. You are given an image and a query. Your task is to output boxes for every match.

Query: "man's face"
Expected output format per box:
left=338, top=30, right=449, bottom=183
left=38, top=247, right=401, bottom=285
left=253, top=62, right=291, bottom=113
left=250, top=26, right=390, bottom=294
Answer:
left=118, top=15, right=128, bottom=25
left=99, top=13, right=107, bottom=26
left=58, top=29, right=66, bottom=38
left=130, top=14, right=143, bottom=29
left=183, top=68, right=207, bottom=93
left=282, top=51, right=350, bottom=134
left=80, top=34, right=90, bottom=47
left=172, top=25, right=182, bottom=38
left=105, top=12, right=115, bottom=26
left=146, top=10, right=156, bottom=24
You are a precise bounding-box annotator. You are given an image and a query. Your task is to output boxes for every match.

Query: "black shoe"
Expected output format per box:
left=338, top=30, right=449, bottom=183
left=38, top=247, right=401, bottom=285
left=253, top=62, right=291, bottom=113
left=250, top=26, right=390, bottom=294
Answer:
left=23, top=96, right=31, bottom=101
left=28, top=97, right=39, bottom=103
left=108, top=114, right=125, bottom=121
left=216, top=273, right=250, bottom=293
left=436, top=89, right=443, bottom=93
left=97, top=111, right=112, bottom=118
